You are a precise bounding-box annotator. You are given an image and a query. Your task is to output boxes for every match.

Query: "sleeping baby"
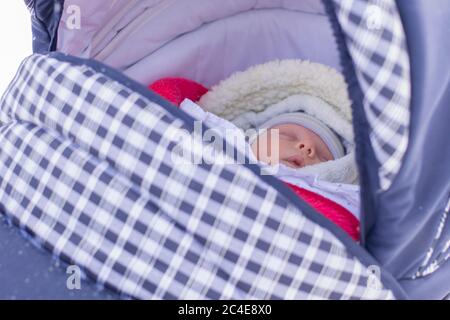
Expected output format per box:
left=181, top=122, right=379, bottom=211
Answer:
left=149, top=72, right=360, bottom=241
left=249, top=112, right=344, bottom=169
left=178, top=98, right=345, bottom=174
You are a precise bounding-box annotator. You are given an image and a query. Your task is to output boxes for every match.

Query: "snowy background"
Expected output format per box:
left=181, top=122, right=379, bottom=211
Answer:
left=0, top=2, right=32, bottom=94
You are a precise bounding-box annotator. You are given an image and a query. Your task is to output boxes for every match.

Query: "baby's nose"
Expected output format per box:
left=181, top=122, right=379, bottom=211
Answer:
left=298, top=141, right=315, bottom=157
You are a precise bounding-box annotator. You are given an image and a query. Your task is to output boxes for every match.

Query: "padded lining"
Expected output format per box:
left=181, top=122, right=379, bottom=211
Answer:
left=57, top=0, right=342, bottom=86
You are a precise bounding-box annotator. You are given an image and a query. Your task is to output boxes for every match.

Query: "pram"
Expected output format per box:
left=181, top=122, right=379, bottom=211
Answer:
left=0, top=0, right=448, bottom=299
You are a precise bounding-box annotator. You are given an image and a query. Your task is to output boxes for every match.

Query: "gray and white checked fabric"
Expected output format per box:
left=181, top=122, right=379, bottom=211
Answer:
left=0, top=54, right=395, bottom=299
left=332, top=0, right=411, bottom=190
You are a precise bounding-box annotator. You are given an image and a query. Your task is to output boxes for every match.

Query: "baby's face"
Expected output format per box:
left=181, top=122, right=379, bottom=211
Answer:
left=251, top=124, right=334, bottom=168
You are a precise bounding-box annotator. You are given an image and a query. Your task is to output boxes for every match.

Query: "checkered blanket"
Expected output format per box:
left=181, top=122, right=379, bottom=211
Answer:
left=0, top=54, right=397, bottom=299
left=332, top=0, right=411, bottom=190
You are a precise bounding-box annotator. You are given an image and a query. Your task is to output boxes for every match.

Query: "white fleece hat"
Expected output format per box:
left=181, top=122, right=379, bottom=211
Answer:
left=257, top=112, right=345, bottom=160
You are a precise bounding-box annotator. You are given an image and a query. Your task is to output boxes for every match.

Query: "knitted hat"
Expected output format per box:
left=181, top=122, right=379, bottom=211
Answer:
left=257, top=112, right=345, bottom=160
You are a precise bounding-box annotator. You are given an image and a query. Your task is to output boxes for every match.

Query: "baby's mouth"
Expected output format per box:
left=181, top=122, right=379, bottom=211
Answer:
left=284, top=155, right=305, bottom=168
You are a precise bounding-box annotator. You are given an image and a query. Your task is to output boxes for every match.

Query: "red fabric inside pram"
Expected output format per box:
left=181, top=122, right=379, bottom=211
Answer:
left=149, top=78, right=360, bottom=242
left=149, top=78, right=209, bottom=106
left=285, top=183, right=360, bottom=241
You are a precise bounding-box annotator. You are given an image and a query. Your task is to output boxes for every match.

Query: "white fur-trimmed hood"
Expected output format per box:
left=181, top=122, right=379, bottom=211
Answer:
left=199, top=59, right=352, bottom=121
left=199, top=59, right=358, bottom=184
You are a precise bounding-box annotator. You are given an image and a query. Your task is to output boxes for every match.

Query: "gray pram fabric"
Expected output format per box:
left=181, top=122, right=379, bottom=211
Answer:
left=0, top=214, right=117, bottom=299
